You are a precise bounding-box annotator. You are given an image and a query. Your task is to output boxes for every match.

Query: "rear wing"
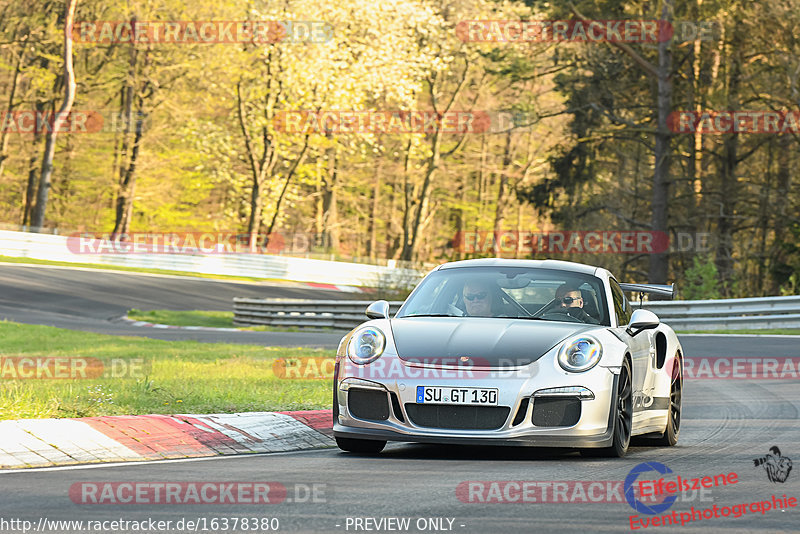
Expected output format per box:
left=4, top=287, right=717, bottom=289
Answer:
left=619, top=283, right=675, bottom=300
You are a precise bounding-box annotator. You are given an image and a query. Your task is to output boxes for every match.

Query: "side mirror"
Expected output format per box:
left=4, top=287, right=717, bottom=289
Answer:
left=365, top=300, right=390, bottom=320
left=626, top=309, right=660, bottom=336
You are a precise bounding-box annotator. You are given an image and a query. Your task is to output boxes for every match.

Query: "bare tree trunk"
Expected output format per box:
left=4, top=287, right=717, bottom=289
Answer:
left=714, top=31, right=743, bottom=295
left=113, top=103, right=145, bottom=235
left=31, top=0, right=78, bottom=228
left=367, top=159, right=382, bottom=260
left=647, top=0, right=673, bottom=286
left=769, top=135, right=792, bottom=294
left=454, top=175, right=466, bottom=260
left=571, top=2, right=674, bottom=285
left=22, top=100, right=46, bottom=226
left=112, top=38, right=137, bottom=234
left=400, top=139, right=413, bottom=259
left=756, top=144, right=772, bottom=296
left=236, top=81, right=277, bottom=251
left=321, top=135, right=340, bottom=253
left=265, top=134, right=310, bottom=237
left=492, top=130, right=514, bottom=256
left=0, top=48, right=24, bottom=181
left=402, top=64, right=470, bottom=262
left=403, top=127, right=442, bottom=261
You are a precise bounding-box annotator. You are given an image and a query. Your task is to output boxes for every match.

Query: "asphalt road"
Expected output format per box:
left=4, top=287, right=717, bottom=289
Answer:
left=0, top=264, right=349, bottom=348
left=1, top=378, right=797, bottom=533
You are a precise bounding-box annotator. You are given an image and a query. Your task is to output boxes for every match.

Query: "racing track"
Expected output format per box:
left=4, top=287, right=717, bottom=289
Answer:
left=0, top=378, right=798, bottom=533
left=0, top=263, right=799, bottom=532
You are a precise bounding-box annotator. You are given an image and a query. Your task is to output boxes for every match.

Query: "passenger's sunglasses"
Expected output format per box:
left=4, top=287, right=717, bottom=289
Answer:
left=463, top=291, right=488, bottom=302
left=560, top=296, right=582, bottom=305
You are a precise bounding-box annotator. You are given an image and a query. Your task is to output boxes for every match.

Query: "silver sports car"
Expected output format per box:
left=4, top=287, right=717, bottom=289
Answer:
left=332, top=258, right=683, bottom=458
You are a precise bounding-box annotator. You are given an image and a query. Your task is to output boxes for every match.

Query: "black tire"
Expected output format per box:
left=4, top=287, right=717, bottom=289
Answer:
left=654, top=355, right=682, bottom=446
left=335, top=437, right=386, bottom=454
left=581, top=357, right=632, bottom=458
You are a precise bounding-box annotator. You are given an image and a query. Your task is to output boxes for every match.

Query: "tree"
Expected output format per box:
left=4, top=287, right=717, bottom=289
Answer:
left=31, top=0, right=78, bottom=228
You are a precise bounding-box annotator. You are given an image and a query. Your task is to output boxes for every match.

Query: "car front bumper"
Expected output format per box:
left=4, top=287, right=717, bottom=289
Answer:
left=333, top=353, right=620, bottom=448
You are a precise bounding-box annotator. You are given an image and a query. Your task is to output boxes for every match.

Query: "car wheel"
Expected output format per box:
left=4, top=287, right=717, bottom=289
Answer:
left=581, top=357, right=632, bottom=458
left=335, top=437, right=386, bottom=454
left=654, top=355, right=681, bottom=446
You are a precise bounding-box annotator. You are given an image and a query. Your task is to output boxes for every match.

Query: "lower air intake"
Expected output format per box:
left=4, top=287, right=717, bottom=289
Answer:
left=532, top=397, right=581, bottom=427
left=348, top=388, right=390, bottom=421
left=404, top=404, right=510, bottom=430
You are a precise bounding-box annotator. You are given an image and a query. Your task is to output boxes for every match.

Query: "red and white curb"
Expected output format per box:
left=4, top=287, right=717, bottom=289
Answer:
left=0, top=410, right=333, bottom=469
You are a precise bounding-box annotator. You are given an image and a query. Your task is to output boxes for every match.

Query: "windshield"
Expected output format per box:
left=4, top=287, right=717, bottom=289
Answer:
left=396, top=266, right=610, bottom=326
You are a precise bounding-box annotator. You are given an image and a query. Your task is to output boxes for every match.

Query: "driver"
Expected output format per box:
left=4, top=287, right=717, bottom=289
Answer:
left=555, top=283, right=600, bottom=324
left=462, top=280, right=495, bottom=317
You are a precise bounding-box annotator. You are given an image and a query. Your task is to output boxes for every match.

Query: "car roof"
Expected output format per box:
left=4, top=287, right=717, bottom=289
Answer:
left=435, top=258, right=602, bottom=277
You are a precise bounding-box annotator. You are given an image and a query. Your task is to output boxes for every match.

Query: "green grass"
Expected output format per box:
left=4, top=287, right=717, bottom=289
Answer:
left=676, top=329, right=800, bottom=335
left=128, top=309, right=237, bottom=328
left=0, top=255, right=285, bottom=283
left=0, top=321, right=334, bottom=420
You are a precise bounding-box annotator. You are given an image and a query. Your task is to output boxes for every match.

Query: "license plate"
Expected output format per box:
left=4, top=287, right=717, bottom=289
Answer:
left=416, top=386, right=498, bottom=405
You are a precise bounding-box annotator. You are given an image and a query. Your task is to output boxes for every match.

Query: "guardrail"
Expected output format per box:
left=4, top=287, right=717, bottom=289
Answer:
left=233, top=299, right=405, bottom=329
left=233, top=296, right=800, bottom=331
left=640, top=295, right=800, bottom=330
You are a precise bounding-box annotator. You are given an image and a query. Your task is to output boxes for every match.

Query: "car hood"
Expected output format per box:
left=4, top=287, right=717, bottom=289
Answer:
left=390, top=317, right=596, bottom=368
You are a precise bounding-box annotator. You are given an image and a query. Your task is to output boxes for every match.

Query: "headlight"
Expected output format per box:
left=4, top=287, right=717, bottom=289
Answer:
left=557, top=335, right=602, bottom=372
left=347, top=327, right=386, bottom=365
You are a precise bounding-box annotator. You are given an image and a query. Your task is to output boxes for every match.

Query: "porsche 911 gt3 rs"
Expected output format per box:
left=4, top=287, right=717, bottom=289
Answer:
left=332, top=258, right=683, bottom=458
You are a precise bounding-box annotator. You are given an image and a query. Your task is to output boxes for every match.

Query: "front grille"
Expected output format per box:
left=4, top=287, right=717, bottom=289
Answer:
left=404, top=404, right=510, bottom=430
left=348, top=388, right=390, bottom=421
left=532, top=397, right=581, bottom=427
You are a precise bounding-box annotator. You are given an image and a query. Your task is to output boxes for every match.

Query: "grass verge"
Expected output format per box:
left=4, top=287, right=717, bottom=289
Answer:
left=0, top=321, right=334, bottom=420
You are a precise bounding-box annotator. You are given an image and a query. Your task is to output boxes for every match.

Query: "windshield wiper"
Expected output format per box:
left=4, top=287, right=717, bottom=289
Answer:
left=508, top=316, right=550, bottom=321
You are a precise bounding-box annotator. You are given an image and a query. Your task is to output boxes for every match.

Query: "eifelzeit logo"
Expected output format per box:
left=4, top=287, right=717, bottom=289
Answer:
left=753, top=446, right=793, bottom=483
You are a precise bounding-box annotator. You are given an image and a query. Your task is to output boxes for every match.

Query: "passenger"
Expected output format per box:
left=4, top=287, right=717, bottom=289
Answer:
left=555, top=283, right=600, bottom=324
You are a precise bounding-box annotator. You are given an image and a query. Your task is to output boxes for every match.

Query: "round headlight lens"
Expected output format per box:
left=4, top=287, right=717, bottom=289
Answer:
left=348, top=327, right=386, bottom=365
left=557, top=336, right=602, bottom=372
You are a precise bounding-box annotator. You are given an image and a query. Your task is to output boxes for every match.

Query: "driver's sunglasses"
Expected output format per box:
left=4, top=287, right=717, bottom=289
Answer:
left=464, top=291, right=488, bottom=302
left=560, top=296, right=582, bottom=304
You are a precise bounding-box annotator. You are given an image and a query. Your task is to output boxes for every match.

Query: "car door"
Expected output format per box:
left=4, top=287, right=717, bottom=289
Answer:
left=609, top=279, right=652, bottom=420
